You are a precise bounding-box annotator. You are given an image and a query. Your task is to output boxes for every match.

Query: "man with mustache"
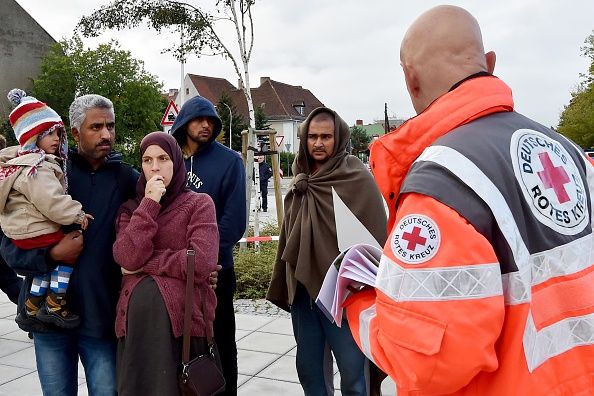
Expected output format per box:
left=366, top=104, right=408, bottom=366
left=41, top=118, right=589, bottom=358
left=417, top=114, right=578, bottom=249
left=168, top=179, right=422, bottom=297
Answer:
left=1, top=94, right=139, bottom=396
left=170, top=95, right=246, bottom=395
left=267, top=107, right=387, bottom=395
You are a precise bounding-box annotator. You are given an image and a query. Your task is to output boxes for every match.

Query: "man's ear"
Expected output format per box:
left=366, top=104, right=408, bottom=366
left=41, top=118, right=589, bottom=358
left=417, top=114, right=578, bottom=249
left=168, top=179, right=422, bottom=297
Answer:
left=485, top=51, right=496, bottom=74
left=71, top=127, right=80, bottom=144
left=402, top=62, right=420, bottom=100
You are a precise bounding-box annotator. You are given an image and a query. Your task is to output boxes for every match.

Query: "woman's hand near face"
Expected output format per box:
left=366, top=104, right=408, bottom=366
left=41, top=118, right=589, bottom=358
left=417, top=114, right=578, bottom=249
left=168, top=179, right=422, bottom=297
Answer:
left=145, top=175, right=166, bottom=203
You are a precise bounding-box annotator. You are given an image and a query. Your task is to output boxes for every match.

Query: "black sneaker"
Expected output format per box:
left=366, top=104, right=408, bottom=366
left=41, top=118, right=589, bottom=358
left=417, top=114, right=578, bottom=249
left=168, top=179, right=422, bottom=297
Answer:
left=36, top=292, right=80, bottom=329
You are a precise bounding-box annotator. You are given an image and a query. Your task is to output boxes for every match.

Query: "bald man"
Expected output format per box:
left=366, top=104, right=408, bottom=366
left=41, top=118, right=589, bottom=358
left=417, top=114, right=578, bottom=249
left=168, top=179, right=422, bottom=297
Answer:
left=344, top=5, right=594, bottom=395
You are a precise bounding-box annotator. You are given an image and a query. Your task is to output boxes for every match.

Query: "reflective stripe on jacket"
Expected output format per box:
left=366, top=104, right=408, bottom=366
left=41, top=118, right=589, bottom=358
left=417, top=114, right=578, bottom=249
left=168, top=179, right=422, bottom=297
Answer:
left=346, top=94, right=594, bottom=395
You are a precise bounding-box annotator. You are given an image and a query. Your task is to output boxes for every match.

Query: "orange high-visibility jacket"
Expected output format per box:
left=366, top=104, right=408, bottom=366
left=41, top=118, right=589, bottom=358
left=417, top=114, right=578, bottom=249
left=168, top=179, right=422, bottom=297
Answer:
left=345, top=76, right=594, bottom=395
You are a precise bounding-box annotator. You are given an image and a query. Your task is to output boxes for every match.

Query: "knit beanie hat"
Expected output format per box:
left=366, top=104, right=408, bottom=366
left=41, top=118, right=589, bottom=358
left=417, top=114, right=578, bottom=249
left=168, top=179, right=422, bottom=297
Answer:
left=7, top=89, right=65, bottom=151
left=6, top=89, right=68, bottom=183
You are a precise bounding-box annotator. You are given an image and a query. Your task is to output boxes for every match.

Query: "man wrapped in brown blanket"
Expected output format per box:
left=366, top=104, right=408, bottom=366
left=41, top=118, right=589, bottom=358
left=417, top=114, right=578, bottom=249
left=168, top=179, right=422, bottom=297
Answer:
left=267, top=107, right=387, bottom=396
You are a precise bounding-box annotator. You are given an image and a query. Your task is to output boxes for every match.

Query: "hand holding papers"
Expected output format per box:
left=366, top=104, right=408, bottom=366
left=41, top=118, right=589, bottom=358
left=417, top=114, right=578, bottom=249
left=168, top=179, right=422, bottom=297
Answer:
left=316, top=244, right=382, bottom=326
left=315, top=187, right=386, bottom=326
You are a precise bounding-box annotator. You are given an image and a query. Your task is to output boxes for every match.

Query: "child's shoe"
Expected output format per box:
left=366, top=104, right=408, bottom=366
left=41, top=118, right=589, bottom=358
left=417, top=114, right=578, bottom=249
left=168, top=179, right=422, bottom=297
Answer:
left=25, top=295, right=44, bottom=316
left=36, top=291, right=80, bottom=329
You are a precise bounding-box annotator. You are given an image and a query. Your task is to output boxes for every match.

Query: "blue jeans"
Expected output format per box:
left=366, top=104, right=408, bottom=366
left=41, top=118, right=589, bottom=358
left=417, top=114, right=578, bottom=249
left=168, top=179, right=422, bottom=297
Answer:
left=33, top=332, right=117, bottom=396
left=291, top=283, right=369, bottom=396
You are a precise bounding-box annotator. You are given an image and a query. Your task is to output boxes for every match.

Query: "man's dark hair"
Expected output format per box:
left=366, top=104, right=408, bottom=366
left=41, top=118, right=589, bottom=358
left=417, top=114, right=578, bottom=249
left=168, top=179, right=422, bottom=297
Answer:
left=310, top=110, right=335, bottom=125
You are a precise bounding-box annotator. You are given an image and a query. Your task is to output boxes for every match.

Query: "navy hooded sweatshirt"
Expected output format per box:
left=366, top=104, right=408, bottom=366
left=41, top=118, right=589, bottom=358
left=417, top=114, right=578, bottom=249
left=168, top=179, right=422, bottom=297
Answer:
left=170, top=96, right=246, bottom=270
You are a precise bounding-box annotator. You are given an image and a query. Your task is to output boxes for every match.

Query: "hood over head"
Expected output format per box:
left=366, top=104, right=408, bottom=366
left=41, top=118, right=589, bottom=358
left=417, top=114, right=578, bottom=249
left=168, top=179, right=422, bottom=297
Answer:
left=169, top=96, right=222, bottom=147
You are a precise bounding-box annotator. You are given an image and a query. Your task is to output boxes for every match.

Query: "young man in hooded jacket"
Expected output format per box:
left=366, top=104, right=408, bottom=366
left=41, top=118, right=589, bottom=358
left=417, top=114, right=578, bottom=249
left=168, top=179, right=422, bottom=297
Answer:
left=169, top=96, right=246, bottom=395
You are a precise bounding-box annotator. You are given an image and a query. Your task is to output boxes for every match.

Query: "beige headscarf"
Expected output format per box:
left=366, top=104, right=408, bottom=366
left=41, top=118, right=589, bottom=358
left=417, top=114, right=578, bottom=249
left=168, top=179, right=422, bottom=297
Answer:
left=267, top=107, right=387, bottom=311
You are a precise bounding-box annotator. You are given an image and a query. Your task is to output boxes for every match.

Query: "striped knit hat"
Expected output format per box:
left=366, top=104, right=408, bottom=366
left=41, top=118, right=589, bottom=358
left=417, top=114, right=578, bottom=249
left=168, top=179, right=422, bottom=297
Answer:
left=6, top=89, right=68, bottom=183
left=7, top=89, right=65, bottom=150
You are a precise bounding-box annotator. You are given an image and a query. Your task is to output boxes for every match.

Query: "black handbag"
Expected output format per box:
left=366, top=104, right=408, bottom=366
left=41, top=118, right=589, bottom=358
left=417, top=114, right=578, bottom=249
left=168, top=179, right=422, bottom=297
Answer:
left=179, top=249, right=226, bottom=396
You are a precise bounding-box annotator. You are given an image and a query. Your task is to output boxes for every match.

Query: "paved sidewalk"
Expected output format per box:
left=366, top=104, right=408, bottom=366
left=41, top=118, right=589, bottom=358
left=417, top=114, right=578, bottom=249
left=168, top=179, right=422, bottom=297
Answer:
left=0, top=294, right=396, bottom=395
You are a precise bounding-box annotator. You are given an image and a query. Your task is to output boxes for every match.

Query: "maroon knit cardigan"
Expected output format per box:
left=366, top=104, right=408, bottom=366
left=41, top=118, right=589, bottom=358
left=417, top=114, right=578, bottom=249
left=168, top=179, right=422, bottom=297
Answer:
left=113, top=192, right=219, bottom=338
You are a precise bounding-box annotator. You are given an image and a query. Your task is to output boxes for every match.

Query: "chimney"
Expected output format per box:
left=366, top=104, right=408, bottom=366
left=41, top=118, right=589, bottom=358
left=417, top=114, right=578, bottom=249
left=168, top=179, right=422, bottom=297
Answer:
left=356, top=119, right=363, bottom=125
left=237, top=79, right=244, bottom=90
left=260, top=76, right=270, bottom=86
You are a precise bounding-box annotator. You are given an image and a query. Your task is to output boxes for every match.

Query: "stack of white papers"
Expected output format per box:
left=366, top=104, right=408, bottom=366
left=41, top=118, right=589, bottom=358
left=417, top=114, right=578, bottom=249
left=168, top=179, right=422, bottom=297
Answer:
left=315, top=243, right=382, bottom=326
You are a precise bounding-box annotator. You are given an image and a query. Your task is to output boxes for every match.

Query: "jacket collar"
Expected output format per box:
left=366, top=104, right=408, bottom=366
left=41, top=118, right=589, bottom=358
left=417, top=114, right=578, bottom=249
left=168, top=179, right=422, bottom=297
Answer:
left=370, top=75, right=514, bottom=231
left=68, top=148, right=124, bottom=171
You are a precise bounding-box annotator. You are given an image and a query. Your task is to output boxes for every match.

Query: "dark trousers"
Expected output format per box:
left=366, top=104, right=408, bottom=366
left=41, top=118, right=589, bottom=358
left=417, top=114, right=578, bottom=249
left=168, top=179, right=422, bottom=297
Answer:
left=260, top=185, right=268, bottom=211
left=214, top=267, right=237, bottom=395
left=0, top=257, right=22, bottom=304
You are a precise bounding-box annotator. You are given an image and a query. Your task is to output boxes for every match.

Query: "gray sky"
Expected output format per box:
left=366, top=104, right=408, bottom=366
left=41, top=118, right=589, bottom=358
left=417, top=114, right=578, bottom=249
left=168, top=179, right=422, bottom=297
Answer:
left=15, top=0, right=594, bottom=128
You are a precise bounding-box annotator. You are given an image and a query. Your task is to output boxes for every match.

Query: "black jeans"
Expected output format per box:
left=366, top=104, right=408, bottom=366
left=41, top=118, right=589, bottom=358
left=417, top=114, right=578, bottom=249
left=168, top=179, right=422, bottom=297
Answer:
left=214, top=267, right=237, bottom=395
left=0, top=257, right=22, bottom=304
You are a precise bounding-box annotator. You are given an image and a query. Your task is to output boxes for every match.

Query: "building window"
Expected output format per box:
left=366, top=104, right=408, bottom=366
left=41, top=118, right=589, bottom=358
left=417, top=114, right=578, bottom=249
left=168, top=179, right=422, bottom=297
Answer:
left=293, top=101, right=305, bottom=116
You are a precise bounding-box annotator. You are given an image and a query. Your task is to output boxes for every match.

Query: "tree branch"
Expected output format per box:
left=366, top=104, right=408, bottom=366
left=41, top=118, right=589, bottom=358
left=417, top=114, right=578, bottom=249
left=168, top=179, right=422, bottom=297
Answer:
left=247, top=3, right=254, bottom=61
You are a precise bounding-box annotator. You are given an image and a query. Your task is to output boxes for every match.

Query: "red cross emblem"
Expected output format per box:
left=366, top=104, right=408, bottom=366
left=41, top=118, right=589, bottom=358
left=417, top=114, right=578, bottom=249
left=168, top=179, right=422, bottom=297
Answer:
left=402, top=226, right=427, bottom=251
left=537, top=152, right=570, bottom=204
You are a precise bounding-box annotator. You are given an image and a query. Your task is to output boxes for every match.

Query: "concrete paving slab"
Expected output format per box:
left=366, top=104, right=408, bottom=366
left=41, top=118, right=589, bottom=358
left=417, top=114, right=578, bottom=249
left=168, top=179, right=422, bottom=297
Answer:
left=0, top=304, right=17, bottom=319
left=237, top=349, right=281, bottom=376
left=286, top=345, right=296, bottom=357
left=1, top=329, right=33, bottom=344
left=0, top=339, right=31, bottom=358
left=381, top=377, right=397, bottom=395
left=236, top=331, right=295, bottom=355
left=238, top=374, right=251, bottom=387
left=238, top=377, right=304, bottom=396
left=235, top=313, right=275, bottom=331
left=0, top=364, right=33, bottom=385
left=0, top=346, right=37, bottom=370
left=0, top=372, right=42, bottom=396
left=235, top=329, right=252, bottom=341
left=258, top=317, right=293, bottom=335
left=0, top=319, right=18, bottom=336
left=256, top=354, right=299, bottom=383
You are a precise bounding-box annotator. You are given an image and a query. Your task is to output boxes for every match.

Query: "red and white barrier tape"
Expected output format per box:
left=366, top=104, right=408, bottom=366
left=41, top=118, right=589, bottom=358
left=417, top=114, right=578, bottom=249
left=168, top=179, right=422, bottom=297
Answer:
left=237, top=235, right=280, bottom=243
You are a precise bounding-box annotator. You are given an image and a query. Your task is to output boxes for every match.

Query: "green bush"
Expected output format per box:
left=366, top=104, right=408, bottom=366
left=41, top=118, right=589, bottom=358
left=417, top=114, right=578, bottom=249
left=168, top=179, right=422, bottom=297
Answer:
left=279, top=152, right=296, bottom=178
left=234, top=223, right=280, bottom=299
left=0, top=120, right=18, bottom=147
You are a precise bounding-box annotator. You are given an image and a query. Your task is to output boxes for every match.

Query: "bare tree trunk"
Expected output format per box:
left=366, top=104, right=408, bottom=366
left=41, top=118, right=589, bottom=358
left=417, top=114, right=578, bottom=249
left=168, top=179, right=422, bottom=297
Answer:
left=228, top=0, right=257, bottom=246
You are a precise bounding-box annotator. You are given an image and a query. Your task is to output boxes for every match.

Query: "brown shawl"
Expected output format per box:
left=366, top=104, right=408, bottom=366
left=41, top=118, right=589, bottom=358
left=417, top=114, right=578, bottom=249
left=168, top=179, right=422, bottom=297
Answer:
left=266, top=107, right=387, bottom=312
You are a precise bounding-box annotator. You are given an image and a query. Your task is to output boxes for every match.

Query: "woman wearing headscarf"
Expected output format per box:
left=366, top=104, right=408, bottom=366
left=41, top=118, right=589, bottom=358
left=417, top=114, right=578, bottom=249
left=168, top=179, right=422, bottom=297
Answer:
left=113, top=132, right=220, bottom=395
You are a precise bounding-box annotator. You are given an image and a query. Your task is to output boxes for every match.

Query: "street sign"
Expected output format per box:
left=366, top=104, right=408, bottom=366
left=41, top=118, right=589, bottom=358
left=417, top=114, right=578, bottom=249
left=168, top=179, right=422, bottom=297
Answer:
left=275, top=135, right=284, bottom=149
left=160, top=100, right=179, bottom=126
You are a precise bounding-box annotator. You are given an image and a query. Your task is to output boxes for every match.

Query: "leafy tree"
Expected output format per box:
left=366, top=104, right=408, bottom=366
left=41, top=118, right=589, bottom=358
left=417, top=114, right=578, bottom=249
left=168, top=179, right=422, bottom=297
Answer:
left=217, top=91, right=247, bottom=151
left=279, top=151, right=295, bottom=177
left=78, top=0, right=261, bottom=218
left=558, top=32, right=594, bottom=148
left=78, top=1, right=258, bottom=128
left=255, top=105, right=270, bottom=130
left=32, top=37, right=166, bottom=167
left=350, top=125, right=372, bottom=157
left=0, top=120, right=19, bottom=147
